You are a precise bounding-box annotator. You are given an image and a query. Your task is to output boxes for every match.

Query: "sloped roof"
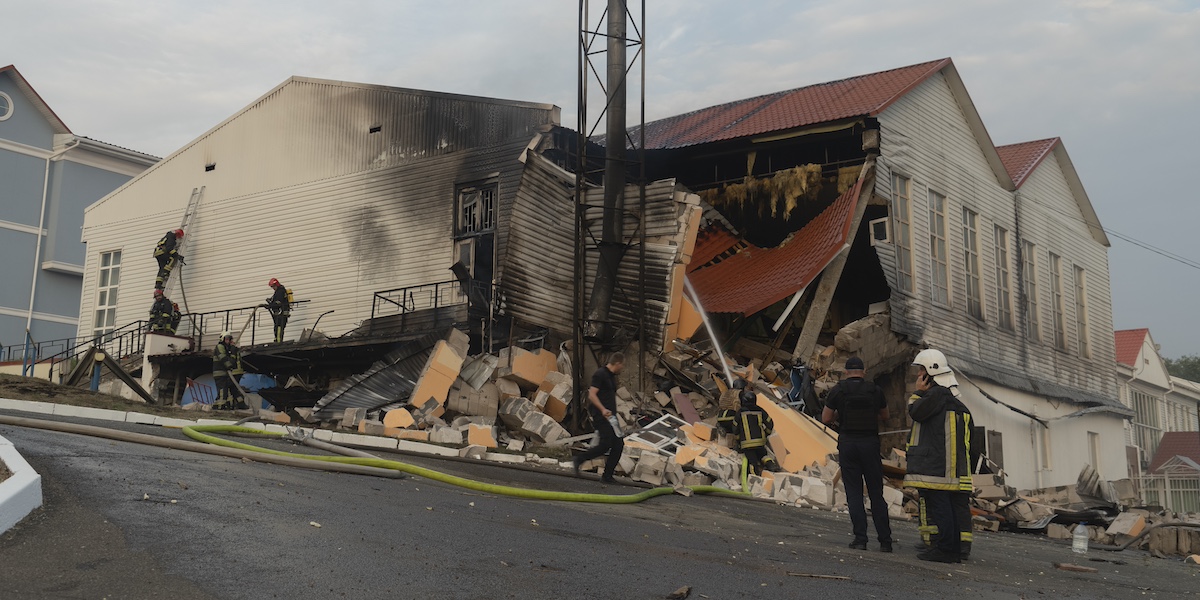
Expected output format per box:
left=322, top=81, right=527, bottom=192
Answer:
left=1114, top=328, right=1149, bottom=367
left=996, top=138, right=1059, bottom=187
left=636, top=59, right=951, bottom=150
left=0, top=65, right=71, bottom=134
left=687, top=226, right=741, bottom=272
left=687, top=178, right=864, bottom=315
left=1148, top=431, right=1200, bottom=473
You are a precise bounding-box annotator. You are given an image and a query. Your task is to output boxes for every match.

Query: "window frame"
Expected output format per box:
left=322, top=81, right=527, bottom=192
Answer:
left=1048, top=252, right=1066, bottom=350
left=1073, top=265, right=1091, bottom=358
left=454, top=180, right=499, bottom=238
left=1021, top=240, right=1041, bottom=342
left=891, top=173, right=915, bottom=293
left=994, top=225, right=1013, bottom=330
left=0, top=91, right=13, bottom=122
left=92, top=250, right=123, bottom=339
left=927, top=189, right=950, bottom=307
left=961, top=206, right=983, bottom=321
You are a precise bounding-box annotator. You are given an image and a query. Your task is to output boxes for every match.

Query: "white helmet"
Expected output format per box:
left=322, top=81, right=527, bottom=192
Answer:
left=221, top=330, right=232, bottom=339
left=912, top=348, right=951, bottom=376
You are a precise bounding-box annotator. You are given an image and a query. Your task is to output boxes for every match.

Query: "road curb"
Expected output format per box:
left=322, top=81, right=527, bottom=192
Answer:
left=0, top=432, right=43, bottom=534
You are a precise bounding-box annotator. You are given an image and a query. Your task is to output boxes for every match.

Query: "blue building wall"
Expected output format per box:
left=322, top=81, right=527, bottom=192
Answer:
left=0, top=231, right=37, bottom=308
left=0, top=151, right=47, bottom=225
left=0, top=75, right=55, bottom=150
left=45, top=160, right=133, bottom=266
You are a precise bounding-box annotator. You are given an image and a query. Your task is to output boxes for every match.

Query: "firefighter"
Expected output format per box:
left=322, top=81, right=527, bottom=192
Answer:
left=904, top=349, right=973, bottom=564
left=153, top=229, right=184, bottom=290
left=264, top=278, right=290, bottom=343
left=170, top=303, right=183, bottom=335
left=212, top=331, right=247, bottom=410
left=733, top=388, right=777, bottom=475
left=148, top=290, right=174, bottom=333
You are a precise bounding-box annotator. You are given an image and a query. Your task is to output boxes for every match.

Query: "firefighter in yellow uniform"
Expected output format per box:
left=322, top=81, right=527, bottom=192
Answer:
left=212, top=332, right=248, bottom=411
left=733, top=389, right=777, bottom=475
left=904, top=349, right=973, bottom=564
left=153, top=229, right=184, bottom=290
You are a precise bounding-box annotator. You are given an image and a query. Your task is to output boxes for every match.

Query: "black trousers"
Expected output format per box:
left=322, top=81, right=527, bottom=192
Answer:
left=214, top=374, right=243, bottom=403
left=155, top=254, right=176, bottom=288
left=839, top=435, right=893, bottom=543
left=919, top=490, right=974, bottom=554
left=920, top=489, right=961, bottom=556
left=271, top=313, right=288, bottom=343
left=575, top=413, right=624, bottom=479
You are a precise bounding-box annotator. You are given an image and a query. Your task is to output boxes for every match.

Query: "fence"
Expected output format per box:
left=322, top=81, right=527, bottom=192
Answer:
left=1137, top=473, right=1200, bottom=513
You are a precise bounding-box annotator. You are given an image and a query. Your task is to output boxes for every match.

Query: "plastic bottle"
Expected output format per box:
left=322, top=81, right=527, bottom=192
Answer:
left=607, top=415, right=624, bottom=438
left=1072, top=522, right=1089, bottom=554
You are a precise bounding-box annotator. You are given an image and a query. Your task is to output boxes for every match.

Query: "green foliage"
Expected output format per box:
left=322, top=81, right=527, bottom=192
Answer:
left=1164, top=354, right=1200, bottom=382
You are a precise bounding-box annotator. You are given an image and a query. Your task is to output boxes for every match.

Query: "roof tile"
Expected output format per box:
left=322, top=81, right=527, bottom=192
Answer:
left=636, top=59, right=950, bottom=149
left=1148, top=431, right=1200, bottom=473
left=995, top=138, right=1059, bottom=187
left=1114, top=329, right=1148, bottom=367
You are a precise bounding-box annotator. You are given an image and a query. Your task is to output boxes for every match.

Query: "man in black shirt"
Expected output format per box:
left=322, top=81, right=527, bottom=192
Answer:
left=823, top=356, right=894, bottom=552
left=572, top=352, right=626, bottom=483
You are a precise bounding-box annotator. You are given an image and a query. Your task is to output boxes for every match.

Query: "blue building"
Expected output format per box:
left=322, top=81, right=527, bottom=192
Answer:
left=0, top=65, right=157, bottom=363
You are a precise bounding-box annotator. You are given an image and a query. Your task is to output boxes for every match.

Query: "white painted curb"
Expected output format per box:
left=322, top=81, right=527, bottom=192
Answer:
left=0, top=433, right=43, bottom=534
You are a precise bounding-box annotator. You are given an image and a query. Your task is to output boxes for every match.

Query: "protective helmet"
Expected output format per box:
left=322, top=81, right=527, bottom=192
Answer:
left=153, top=289, right=163, bottom=297
left=174, top=229, right=185, bottom=237
left=172, top=303, right=179, bottom=309
left=912, top=348, right=951, bottom=376
left=221, top=330, right=232, bottom=339
left=739, top=389, right=757, bottom=408
left=268, top=277, right=280, bottom=287
left=731, top=378, right=747, bottom=390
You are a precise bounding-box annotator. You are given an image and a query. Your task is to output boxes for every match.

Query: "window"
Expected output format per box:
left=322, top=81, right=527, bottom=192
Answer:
left=455, top=182, right=498, bottom=236
left=1049, top=252, right=1066, bottom=349
left=92, top=250, right=122, bottom=339
left=994, top=226, right=1013, bottom=330
left=1074, top=266, right=1091, bottom=358
left=1088, top=431, right=1101, bottom=472
left=1039, top=426, right=1053, bottom=470
left=961, top=207, right=982, bottom=320
left=1021, top=240, right=1041, bottom=342
left=891, top=174, right=914, bottom=292
left=0, top=91, right=12, bottom=121
left=1131, top=390, right=1162, bottom=462
left=927, top=191, right=950, bottom=305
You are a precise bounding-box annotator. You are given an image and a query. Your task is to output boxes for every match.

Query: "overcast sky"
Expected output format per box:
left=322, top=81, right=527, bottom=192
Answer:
left=5, top=0, right=1198, bottom=357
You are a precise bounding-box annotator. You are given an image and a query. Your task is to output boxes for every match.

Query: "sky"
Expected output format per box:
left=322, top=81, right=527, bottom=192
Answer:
left=4, top=0, right=1199, bottom=357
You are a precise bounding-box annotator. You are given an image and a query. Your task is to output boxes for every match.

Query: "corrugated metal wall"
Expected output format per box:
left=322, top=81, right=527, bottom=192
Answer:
left=77, top=78, right=557, bottom=341
left=502, top=154, right=699, bottom=349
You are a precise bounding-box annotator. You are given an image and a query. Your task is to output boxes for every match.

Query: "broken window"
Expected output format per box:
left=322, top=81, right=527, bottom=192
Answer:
left=1048, top=252, right=1066, bottom=349
left=1074, top=265, right=1091, bottom=358
left=927, top=190, right=950, bottom=306
left=1021, top=240, right=1041, bottom=342
left=961, top=207, right=982, bottom=320
left=456, top=183, right=497, bottom=236
left=994, top=225, right=1013, bottom=330
left=93, top=250, right=122, bottom=340
left=891, top=174, right=914, bottom=292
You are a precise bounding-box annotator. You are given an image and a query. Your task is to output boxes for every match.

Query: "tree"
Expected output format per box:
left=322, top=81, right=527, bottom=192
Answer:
left=1164, top=354, right=1200, bottom=382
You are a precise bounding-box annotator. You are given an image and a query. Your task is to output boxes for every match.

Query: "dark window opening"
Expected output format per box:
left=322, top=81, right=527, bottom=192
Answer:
left=455, top=182, right=499, bottom=237
left=205, top=163, right=216, bottom=172
left=369, top=125, right=382, bottom=134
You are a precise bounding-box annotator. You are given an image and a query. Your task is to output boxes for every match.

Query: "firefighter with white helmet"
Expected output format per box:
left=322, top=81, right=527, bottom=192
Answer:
left=212, top=330, right=247, bottom=410
left=904, top=348, right=973, bottom=563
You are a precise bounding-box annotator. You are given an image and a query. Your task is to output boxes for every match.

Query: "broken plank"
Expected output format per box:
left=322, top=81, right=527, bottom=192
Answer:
left=786, top=572, right=851, bottom=581
left=1053, top=563, right=1099, bottom=574
left=672, top=392, right=702, bottom=424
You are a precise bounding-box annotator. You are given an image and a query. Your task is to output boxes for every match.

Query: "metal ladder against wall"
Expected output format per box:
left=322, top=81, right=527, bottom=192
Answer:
left=160, top=186, right=204, bottom=308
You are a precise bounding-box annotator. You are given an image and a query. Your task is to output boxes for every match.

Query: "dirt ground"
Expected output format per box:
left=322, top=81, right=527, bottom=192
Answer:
left=0, top=374, right=199, bottom=421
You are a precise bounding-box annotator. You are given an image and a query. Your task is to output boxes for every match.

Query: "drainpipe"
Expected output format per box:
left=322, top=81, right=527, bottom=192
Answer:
left=1012, top=190, right=1029, bottom=372
left=24, top=137, right=80, bottom=340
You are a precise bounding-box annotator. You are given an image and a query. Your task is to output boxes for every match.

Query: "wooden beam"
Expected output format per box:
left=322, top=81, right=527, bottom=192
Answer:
left=791, top=158, right=878, bottom=364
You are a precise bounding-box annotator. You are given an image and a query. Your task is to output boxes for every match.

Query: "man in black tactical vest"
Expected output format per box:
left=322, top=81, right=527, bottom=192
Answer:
left=822, top=356, right=894, bottom=552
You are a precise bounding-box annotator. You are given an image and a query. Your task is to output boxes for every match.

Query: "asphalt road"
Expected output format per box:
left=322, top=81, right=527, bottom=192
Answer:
left=1, top=413, right=1197, bottom=600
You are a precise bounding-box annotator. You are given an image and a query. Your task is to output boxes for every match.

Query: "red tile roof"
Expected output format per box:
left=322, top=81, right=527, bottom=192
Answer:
left=995, top=138, right=1059, bottom=187
left=1148, top=431, right=1200, bottom=473
left=687, top=226, right=741, bottom=272
left=1114, top=328, right=1149, bottom=367
left=637, top=58, right=951, bottom=149
left=687, top=178, right=864, bottom=315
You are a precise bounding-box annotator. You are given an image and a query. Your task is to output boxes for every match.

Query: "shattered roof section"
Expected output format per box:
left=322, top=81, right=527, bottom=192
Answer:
left=996, top=138, right=1060, bottom=188
left=687, top=226, right=741, bottom=272
left=1113, top=328, right=1148, bottom=367
left=311, top=330, right=446, bottom=415
left=633, top=59, right=950, bottom=149
left=687, top=177, right=864, bottom=315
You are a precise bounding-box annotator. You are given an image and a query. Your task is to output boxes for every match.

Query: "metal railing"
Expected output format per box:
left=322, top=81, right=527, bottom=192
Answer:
left=369, top=279, right=503, bottom=347
left=16, top=320, right=153, bottom=382
left=178, top=300, right=309, bottom=349
left=1137, top=474, right=1200, bottom=513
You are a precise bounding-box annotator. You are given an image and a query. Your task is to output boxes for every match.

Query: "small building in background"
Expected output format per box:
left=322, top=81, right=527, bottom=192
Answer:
left=0, top=65, right=157, bottom=372
left=1115, top=328, right=1200, bottom=478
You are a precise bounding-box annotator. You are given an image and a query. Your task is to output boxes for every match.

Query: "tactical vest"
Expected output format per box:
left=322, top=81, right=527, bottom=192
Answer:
left=837, top=379, right=880, bottom=435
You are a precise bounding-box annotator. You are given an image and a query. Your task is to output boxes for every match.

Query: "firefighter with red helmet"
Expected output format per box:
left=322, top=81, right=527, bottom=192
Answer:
left=264, top=278, right=290, bottom=343
left=153, top=229, right=184, bottom=289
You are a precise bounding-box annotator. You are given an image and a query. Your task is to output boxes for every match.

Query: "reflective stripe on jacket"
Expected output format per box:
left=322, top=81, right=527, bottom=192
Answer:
left=735, top=409, right=772, bottom=450
left=903, top=384, right=973, bottom=492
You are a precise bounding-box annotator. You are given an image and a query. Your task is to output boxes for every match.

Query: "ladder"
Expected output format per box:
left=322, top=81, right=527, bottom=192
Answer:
left=160, top=186, right=204, bottom=311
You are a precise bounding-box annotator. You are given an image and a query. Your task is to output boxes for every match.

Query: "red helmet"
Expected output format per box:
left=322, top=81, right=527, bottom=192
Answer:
left=153, top=289, right=163, bottom=297
left=268, top=278, right=280, bottom=287
left=174, top=229, right=184, bottom=237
